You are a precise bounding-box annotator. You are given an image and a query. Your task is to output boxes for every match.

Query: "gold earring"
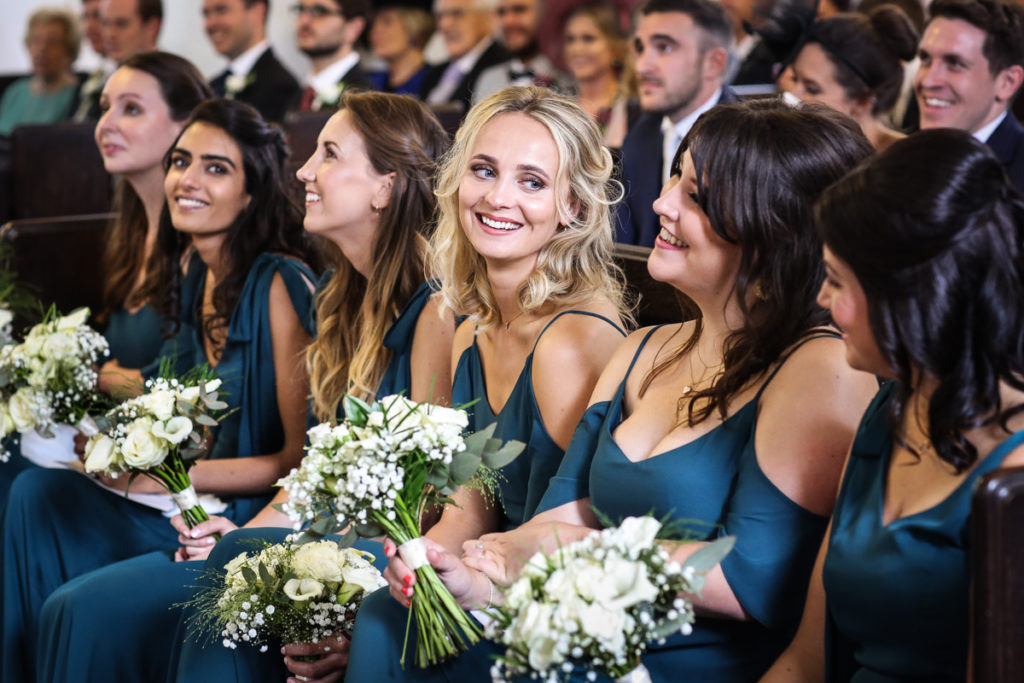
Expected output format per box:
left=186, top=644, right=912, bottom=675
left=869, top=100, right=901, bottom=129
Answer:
left=754, top=281, right=769, bottom=301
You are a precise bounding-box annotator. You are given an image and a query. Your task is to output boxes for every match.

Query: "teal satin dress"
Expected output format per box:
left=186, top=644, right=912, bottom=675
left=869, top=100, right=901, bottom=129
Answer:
left=343, top=311, right=625, bottom=682
left=35, top=281, right=435, bottom=683
left=823, top=382, right=1023, bottom=682
left=534, top=328, right=835, bottom=681
left=5, top=254, right=317, bottom=683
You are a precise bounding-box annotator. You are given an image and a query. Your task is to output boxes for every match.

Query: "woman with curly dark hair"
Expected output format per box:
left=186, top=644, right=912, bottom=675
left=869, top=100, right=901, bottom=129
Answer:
left=763, top=130, right=1024, bottom=682
left=1, top=98, right=322, bottom=683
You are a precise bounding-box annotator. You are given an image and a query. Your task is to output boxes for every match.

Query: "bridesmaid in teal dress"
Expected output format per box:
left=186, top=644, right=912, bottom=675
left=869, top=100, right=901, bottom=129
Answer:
left=344, top=86, right=630, bottom=682
left=1, top=98, right=324, bottom=683
left=421, top=100, right=881, bottom=682
left=36, top=92, right=456, bottom=683
left=762, top=131, right=1024, bottom=682
left=0, top=53, right=212, bottom=499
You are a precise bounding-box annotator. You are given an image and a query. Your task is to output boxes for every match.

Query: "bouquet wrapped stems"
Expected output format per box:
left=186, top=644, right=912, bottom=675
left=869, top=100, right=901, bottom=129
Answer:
left=145, top=456, right=214, bottom=534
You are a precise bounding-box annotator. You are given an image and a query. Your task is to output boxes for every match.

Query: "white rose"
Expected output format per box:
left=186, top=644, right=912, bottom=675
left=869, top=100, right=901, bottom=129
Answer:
left=84, top=434, right=118, bottom=473
left=422, top=404, right=469, bottom=430
left=614, top=516, right=661, bottom=555
left=177, top=379, right=222, bottom=402
left=141, top=390, right=177, bottom=421
left=0, top=402, right=8, bottom=438
left=570, top=559, right=606, bottom=602
left=19, top=335, right=44, bottom=357
left=8, top=387, right=39, bottom=432
left=293, top=542, right=344, bottom=583
left=579, top=602, right=627, bottom=652
left=27, top=357, right=57, bottom=387
left=121, top=418, right=169, bottom=468
left=503, top=576, right=534, bottom=609
left=340, top=557, right=385, bottom=593
left=379, top=395, right=421, bottom=429
left=510, top=600, right=554, bottom=646
left=40, top=332, right=77, bottom=360
left=283, top=577, right=324, bottom=601
left=593, top=554, right=659, bottom=611
left=526, top=632, right=562, bottom=671
left=56, top=308, right=90, bottom=331
left=152, top=416, right=193, bottom=445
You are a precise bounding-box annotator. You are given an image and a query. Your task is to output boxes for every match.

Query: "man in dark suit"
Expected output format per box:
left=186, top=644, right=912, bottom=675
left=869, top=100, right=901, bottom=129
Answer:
left=205, top=0, right=300, bottom=124
left=421, top=0, right=510, bottom=113
left=915, top=0, right=1024, bottom=190
left=616, top=0, right=735, bottom=247
left=293, top=0, right=373, bottom=111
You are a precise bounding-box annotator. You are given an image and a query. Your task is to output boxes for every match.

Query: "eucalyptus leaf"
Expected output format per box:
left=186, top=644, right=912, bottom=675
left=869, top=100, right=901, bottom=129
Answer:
left=258, top=561, right=274, bottom=586
left=241, top=566, right=257, bottom=584
left=204, top=399, right=229, bottom=411
left=481, top=440, right=524, bottom=470
left=194, top=413, right=218, bottom=427
left=424, top=462, right=449, bottom=489
left=337, top=526, right=359, bottom=548
left=684, top=536, right=735, bottom=574
left=462, top=423, right=497, bottom=453
left=449, top=451, right=482, bottom=483
left=354, top=521, right=384, bottom=537
left=343, top=395, right=373, bottom=426
left=310, top=516, right=340, bottom=537
left=179, top=447, right=205, bottom=461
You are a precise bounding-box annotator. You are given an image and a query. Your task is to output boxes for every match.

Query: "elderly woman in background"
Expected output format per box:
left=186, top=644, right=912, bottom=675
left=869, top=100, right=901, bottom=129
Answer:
left=369, top=0, right=435, bottom=95
left=0, top=8, right=81, bottom=137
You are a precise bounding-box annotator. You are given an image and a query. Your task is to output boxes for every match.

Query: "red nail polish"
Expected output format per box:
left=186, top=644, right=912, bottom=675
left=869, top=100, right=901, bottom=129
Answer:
left=403, top=574, right=412, bottom=585
left=402, top=586, right=412, bottom=597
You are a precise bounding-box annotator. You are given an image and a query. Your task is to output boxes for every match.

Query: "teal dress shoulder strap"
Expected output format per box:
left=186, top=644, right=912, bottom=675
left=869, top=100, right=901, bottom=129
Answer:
left=750, top=331, right=842, bottom=403
left=530, top=309, right=626, bottom=353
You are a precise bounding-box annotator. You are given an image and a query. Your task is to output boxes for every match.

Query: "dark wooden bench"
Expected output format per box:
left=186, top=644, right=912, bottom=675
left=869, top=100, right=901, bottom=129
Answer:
left=1, top=213, right=112, bottom=323
left=613, top=243, right=687, bottom=327
left=9, top=122, right=112, bottom=220
left=972, top=465, right=1024, bottom=682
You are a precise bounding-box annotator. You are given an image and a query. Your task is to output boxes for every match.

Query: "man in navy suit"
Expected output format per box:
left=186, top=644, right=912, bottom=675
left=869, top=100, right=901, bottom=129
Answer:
left=205, top=0, right=300, bottom=124
left=293, top=0, right=373, bottom=111
left=915, top=0, right=1024, bottom=190
left=616, top=0, right=735, bottom=247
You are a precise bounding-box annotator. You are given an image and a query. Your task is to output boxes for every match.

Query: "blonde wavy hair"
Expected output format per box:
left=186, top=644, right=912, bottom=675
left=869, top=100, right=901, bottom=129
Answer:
left=427, top=86, right=629, bottom=328
left=306, top=93, right=449, bottom=420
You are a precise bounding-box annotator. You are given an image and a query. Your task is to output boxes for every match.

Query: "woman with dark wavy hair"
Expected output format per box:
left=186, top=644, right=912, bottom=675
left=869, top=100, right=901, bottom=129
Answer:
left=763, top=130, right=1024, bottom=682
left=1, top=98, right=322, bottom=683
left=435, top=100, right=880, bottom=681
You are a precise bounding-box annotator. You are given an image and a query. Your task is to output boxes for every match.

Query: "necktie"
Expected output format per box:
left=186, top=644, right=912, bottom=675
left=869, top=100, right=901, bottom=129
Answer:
left=427, top=63, right=464, bottom=105
left=662, top=129, right=682, bottom=186
left=299, top=86, right=317, bottom=111
left=214, top=68, right=232, bottom=97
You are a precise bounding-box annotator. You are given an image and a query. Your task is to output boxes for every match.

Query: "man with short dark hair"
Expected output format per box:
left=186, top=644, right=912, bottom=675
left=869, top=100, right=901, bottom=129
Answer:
left=206, top=0, right=300, bottom=124
left=74, top=0, right=113, bottom=121
left=101, top=0, right=161, bottom=63
left=293, top=0, right=373, bottom=111
left=472, top=0, right=562, bottom=103
left=420, top=0, right=510, bottom=112
left=915, top=0, right=1024, bottom=188
left=616, top=0, right=736, bottom=246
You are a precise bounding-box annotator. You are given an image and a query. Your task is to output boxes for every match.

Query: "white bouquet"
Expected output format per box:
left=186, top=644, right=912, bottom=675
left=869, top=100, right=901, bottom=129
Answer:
left=278, top=394, right=525, bottom=668
left=486, top=516, right=735, bottom=683
left=0, top=307, right=109, bottom=462
left=83, top=371, right=228, bottom=529
left=188, top=539, right=386, bottom=653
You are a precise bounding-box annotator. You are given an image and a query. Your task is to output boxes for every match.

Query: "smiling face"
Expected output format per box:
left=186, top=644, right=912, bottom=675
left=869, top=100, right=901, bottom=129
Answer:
left=164, top=122, right=251, bottom=241
left=564, top=13, right=617, bottom=82
left=648, top=150, right=742, bottom=302
left=295, top=110, right=393, bottom=244
left=95, top=67, right=181, bottom=178
left=370, top=8, right=412, bottom=60
left=203, top=0, right=264, bottom=60
left=818, top=246, right=890, bottom=375
left=914, top=17, right=1013, bottom=134
left=497, top=0, right=539, bottom=55
left=458, top=112, right=566, bottom=274
left=435, top=0, right=493, bottom=60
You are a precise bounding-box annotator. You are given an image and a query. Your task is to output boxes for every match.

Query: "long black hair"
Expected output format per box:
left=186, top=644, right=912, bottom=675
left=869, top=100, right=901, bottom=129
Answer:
left=144, top=98, right=325, bottom=348
left=816, top=129, right=1024, bottom=471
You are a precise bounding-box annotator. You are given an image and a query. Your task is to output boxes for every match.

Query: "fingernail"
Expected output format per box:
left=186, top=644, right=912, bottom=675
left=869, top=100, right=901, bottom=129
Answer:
left=402, top=586, right=412, bottom=597
left=190, top=529, right=198, bottom=538
left=385, top=545, right=394, bottom=557
left=403, top=574, right=412, bottom=585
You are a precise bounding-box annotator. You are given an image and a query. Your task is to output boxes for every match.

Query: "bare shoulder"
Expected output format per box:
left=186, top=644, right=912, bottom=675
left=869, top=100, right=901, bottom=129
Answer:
left=415, top=292, right=457, bottom=340
left=760, top=334, right=877, bottom=412
left=267, top=272, right=303, bottom=324
left=452, top=317, right=477, bottom=363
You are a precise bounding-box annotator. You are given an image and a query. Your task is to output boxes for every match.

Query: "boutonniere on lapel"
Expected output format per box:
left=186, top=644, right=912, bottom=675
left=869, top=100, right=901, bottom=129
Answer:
left=224, top=73, right=256, bottom=99
left=312, top=82, right=345, bottom=111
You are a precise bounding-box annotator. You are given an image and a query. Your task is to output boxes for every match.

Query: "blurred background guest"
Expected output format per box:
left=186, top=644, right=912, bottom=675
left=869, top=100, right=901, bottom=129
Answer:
left=562, top=1, right=637, bottom=149
left=368, top=0, right=435, bottom=95
left=0, top=8, right=81, bottom=137
left=292, top=0, right=372, bottom=112
left=784, top=6, right=918, bottom=150
left=73, top=0, right=112, bottom=122
left=473, top=0, right=564, bottom=103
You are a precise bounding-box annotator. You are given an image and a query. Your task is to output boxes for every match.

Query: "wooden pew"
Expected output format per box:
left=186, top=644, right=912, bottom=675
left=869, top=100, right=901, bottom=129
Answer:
left=9, top=122, right=112, bottom=220
left=613, top=243, right=688, bottom=327
left=1, top=213, right=112, bottom=322
left=972, top=466, right=1024, bottom=682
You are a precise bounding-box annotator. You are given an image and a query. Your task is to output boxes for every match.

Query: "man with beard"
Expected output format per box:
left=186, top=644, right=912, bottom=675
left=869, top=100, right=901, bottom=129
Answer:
left=615, top=0, right=735, bottom=246
left=205, top=0, right=300, bottom=124
left=293, top=0, right=372, bottom=111
left=472, top=0, right=563, bottom=103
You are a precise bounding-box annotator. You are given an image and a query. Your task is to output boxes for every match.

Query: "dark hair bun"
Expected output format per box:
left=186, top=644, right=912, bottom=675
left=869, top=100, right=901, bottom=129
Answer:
left=868, top=4, right=919, bottom=62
